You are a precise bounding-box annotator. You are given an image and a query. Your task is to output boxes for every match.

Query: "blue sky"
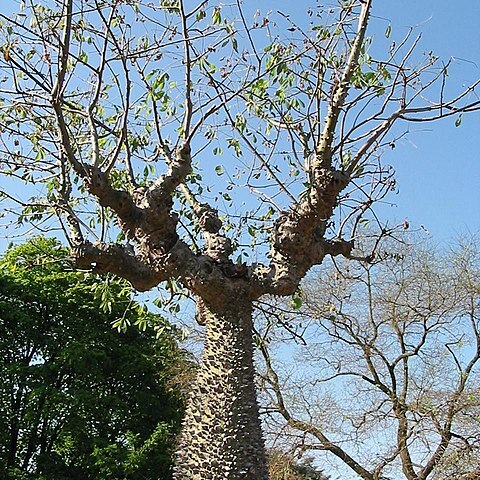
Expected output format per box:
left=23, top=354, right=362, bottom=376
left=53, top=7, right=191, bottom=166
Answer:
left=372, top=0, right=480, bottom=242
left=1, top=0, right=478, bottom=249
left=324, top=0, right=480, bottom=243
left=260, top=0, right=480, bottom=243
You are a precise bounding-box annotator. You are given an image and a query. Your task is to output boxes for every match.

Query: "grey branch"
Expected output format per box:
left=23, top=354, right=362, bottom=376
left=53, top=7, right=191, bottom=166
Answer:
left=73, top=241, right=163, bottom=291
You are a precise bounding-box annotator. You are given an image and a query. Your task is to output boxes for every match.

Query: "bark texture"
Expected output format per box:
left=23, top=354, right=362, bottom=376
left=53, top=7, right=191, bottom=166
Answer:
left=173, top=297, right=268, bottom=480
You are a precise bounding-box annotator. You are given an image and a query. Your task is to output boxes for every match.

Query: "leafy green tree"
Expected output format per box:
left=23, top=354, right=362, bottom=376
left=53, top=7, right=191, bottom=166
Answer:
left=0, top=1, right=478, bottom=478
left=0, top=237, right=187, bottom=480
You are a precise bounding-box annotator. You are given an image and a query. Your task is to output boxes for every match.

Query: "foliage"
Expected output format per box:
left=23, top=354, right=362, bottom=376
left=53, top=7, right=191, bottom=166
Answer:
left=0, top=1, right=477, bottom=268
left=268, top=450, right=329, bottom=480
left=0, top=237, right=188, bottom=480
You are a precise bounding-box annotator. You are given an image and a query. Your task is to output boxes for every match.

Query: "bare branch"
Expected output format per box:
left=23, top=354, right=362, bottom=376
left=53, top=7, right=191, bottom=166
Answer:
left=73, top=240, right=163, bottom=291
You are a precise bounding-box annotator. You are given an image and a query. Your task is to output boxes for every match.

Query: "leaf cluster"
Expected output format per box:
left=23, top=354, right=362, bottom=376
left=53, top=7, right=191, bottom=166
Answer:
left=0, top=237, right=189, bottom=480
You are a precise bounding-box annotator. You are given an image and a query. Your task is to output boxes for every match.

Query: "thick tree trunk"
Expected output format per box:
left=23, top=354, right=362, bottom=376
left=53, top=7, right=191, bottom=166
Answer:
left=173, top=297, right=268, bottom=480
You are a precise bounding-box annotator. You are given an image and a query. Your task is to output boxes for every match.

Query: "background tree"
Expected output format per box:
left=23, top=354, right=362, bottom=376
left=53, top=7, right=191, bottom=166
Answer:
left=257, top=235, right=480, bottom=480
left=0, top=237, right=188, bottom=480
left=0, top=1, right=478, bottom=478
left=268, top=449, right=330, bottom=480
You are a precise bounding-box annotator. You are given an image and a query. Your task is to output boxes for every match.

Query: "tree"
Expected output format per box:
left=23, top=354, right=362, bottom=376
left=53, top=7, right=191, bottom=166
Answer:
left=0, top=1, right=478, bottom=478
left=0, top=237, right=188, bottom=480
left=269, top=449, right=330, bottom=480
left=257, top=236, right=480, bottom=480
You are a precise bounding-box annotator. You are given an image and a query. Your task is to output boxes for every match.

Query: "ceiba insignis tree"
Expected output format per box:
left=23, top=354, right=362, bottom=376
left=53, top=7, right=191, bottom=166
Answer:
left=0, top=1, right=478, bottom=478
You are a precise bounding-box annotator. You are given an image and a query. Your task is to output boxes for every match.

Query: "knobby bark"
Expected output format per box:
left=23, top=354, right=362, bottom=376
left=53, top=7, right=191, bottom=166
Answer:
left=59, top=2, right=364, bottom=477
left=173, top=297, right=268, bottom=480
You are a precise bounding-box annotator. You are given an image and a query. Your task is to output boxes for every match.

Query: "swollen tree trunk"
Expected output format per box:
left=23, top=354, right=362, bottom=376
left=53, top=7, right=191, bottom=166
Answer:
left=173, top=297, right=268, bottom=480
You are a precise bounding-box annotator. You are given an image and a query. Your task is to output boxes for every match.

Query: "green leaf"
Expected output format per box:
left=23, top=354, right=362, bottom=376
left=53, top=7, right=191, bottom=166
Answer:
left=215, top=165, right=224, bottom=175
left=212, top=7, right=222, bottom=25
left=455, top=115, right=462, bottom=127
left=235, top=113, right=246, bottom=133
left=290, top=294, right=303, bottom=310
left=226, top=137, right=242, bottom=156
left=385, top=25, right=391, bottom=38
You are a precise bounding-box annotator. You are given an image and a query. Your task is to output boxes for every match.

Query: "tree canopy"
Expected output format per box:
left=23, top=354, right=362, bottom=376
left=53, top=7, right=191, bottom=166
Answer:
left=0, top=237, right=188, bottom=480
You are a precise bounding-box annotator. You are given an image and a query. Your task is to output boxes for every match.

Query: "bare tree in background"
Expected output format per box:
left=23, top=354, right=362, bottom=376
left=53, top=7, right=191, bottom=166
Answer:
left=0, top=0, right=479, bottom=478
left=258, top=236, right=480, bottom=480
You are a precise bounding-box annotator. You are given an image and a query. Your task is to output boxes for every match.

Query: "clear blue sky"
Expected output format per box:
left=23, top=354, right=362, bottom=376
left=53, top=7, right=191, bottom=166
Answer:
left=373, top=0, right=480, bottom=242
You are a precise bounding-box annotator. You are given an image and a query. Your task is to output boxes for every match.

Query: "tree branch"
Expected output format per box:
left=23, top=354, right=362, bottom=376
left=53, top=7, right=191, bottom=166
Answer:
left=73, top=240, right=164, bottom=291
left=258, top=338, right=374, bottom=480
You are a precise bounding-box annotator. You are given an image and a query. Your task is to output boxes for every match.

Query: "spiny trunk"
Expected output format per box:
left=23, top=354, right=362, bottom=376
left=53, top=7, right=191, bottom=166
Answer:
left=173, top=297, right=268, bottom=480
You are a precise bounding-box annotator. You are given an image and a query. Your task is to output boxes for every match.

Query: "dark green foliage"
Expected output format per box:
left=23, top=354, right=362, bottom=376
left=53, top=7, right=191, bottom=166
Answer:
left=0, top=237, right=187, bottom=480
